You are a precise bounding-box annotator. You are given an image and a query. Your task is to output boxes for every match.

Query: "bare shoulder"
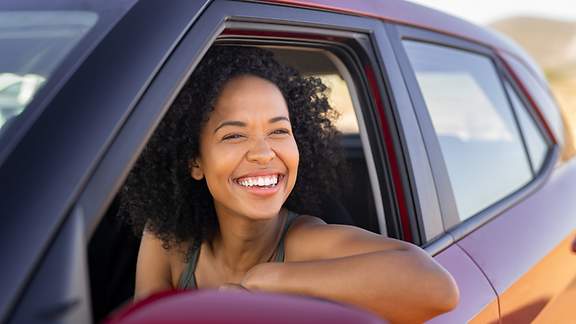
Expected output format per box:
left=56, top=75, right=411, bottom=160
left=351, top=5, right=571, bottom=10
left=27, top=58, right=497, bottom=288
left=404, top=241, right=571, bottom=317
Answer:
left=135, top=231, right=186, bottom=300
left=284, top=214, right=417, bottom=262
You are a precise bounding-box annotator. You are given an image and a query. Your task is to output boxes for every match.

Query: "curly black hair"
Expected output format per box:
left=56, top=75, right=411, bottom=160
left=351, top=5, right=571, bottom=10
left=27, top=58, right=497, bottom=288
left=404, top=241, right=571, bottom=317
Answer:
left=120, top=45, right=346, bottom=252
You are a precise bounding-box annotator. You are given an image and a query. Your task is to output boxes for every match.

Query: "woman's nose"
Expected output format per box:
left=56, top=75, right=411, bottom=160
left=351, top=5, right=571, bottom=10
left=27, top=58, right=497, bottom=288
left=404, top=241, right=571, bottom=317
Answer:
left=246, top=138, right=275, bottom=164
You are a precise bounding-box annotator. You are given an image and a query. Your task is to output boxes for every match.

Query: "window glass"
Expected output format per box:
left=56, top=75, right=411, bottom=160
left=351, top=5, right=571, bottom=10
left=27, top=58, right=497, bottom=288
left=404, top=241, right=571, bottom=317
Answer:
left=0, top=11, right=98, bottom=134
left=505, top=82, right=549, bottom=172
left=404, top=41, right=532, bottom=221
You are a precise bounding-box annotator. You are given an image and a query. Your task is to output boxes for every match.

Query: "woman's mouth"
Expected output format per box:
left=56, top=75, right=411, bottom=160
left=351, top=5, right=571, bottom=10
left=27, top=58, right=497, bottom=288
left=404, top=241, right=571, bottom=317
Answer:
left=233, top=174, right=285, bottom=196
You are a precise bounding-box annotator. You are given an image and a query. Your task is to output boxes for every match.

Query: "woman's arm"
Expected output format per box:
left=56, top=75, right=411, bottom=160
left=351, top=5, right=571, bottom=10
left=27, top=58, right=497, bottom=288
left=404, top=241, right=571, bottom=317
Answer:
left=134, top=231, right=174, bottom=301
left=241, top=218, right=459, bottom=323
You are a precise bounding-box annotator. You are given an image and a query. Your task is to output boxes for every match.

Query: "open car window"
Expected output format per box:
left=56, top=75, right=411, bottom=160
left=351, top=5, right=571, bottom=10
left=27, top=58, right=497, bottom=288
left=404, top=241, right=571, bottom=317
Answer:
left=88, top=42, right=385, bottom=321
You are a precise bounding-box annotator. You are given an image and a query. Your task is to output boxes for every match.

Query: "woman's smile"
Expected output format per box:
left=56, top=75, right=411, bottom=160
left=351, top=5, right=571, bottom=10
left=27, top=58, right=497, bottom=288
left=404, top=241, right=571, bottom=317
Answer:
left=233, top=172, right=286, bottom=197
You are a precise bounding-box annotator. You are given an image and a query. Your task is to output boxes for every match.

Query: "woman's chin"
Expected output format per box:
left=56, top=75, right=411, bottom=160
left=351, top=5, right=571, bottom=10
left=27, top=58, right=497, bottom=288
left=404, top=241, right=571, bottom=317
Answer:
left=242, top=206, right=283, bottom=221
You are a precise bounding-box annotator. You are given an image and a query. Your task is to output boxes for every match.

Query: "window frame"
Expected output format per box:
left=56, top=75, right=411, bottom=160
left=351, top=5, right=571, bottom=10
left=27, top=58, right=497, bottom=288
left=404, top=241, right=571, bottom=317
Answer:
left=388, top=24, right=559, bottom=246
left=75, top=0, right=420, bottom=244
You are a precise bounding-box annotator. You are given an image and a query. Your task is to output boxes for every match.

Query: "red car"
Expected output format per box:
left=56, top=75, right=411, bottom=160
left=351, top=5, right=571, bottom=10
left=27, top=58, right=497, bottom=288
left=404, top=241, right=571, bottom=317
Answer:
left=1, top=0, right=575, bottom=323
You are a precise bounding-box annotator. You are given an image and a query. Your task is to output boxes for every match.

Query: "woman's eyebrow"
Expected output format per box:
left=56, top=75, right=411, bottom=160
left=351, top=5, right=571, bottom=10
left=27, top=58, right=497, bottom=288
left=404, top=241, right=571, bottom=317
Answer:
left=214, top=116, right=289, bottom=133
left=269, top=116, right=290, bottom=124
left=214, top=120, right=246, bottom=133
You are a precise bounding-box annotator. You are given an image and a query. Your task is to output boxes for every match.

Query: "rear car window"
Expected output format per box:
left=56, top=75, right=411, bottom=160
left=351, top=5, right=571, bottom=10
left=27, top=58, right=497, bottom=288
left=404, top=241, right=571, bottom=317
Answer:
left=403, top=40, right=533, bottom=222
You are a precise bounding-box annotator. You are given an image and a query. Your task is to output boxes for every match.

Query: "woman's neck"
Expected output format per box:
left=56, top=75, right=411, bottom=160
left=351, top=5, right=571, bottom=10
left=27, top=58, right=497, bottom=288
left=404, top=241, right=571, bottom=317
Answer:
left=209, top=208, right=286, bottom=275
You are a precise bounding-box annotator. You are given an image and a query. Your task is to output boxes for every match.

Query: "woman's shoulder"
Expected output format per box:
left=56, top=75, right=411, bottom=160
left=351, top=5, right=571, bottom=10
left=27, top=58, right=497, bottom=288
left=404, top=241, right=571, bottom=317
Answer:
left=283, top=213, right=347, bottom=261
left=139, top=230, right=194, bottom=285
left=286, top=212, right=361, bottom=239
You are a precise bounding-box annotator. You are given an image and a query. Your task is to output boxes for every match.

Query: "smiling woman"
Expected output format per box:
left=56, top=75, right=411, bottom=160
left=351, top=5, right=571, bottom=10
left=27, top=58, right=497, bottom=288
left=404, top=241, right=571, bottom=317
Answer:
left=119, top=46, right=459, bottom=323
left=189, top=75, right=300, bottom=222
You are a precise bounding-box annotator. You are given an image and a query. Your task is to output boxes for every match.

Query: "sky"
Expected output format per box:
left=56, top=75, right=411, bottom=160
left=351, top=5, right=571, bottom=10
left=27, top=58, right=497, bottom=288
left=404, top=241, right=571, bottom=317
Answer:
left=407, top=0, right=576, bottom=25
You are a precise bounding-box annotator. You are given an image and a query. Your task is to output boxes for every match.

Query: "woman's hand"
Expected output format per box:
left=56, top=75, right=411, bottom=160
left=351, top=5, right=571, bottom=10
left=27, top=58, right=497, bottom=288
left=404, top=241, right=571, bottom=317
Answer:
left=218, top=283, right=249, bottom=292
left=240, top=262, right=283, bottom=291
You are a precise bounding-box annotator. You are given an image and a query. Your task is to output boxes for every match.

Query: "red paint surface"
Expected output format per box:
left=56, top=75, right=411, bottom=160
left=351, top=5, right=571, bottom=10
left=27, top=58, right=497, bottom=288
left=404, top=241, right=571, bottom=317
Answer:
left=260, top=0, right=527, bottom=59
left=105, top=290, right=384, bottom=324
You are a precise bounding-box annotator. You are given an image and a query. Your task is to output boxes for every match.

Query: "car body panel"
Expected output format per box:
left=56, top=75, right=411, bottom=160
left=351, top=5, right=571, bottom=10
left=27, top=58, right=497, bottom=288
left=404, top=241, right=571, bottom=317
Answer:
left=9, top=210, right=92, bottom=323
left=456, top=159, right=576, bottom=323
left=426, top=244, right=499, bottom=323
left=105, top=290, right=384, bottom=324
left=501, top=231, right=576, bottom=323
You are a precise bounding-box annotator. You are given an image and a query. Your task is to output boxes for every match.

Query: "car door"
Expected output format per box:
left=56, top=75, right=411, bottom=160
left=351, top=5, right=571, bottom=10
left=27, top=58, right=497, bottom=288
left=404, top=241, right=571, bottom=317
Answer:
left=390, top=23, right=576, bottom=323
left=73, top=1, right=494, bottom=322
left=378, top=24, right=500, bottom=323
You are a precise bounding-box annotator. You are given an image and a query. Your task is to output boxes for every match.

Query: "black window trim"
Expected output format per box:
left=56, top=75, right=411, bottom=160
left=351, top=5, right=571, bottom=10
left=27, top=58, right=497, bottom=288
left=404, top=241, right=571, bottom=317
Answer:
left=389, top=24, right=559, bottom=244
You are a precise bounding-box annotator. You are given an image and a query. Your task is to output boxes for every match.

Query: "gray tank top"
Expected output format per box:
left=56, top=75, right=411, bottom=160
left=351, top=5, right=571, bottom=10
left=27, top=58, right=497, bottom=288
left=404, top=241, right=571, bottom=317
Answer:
left=177, top=210, right=300, bottom=289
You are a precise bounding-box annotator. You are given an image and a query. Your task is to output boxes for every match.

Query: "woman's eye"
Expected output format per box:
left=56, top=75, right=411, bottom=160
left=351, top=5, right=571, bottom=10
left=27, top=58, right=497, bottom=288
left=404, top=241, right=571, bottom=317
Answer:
left=222, top=134, right=244, bottom=141
left=271, top=129, right=290, bottom=136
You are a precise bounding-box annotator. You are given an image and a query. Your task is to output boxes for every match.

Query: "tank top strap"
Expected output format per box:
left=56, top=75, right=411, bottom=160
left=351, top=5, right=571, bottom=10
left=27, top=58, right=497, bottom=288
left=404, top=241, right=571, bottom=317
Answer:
left=178, top=211, right=299, bottom=289
left=178, top=241, right=201, bottom=289
left=272, top=210, right=300, bottom=263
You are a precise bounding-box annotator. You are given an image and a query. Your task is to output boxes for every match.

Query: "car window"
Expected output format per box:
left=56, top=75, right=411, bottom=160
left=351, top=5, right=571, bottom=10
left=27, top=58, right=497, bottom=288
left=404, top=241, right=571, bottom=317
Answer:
left=0, top=11, right=97, bottom=133
left=403, top=41, right=532, bottom=222
left=504, top=81, right=549, bottom=172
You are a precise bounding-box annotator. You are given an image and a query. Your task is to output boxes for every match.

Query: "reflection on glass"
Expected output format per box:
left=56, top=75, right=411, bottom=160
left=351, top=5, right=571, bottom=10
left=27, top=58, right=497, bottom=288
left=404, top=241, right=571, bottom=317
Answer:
left=404, top=41, right=532, bottom=221
left=0, top=11, right=98, bottom=133
left=0, top=73, right=45, bottom=126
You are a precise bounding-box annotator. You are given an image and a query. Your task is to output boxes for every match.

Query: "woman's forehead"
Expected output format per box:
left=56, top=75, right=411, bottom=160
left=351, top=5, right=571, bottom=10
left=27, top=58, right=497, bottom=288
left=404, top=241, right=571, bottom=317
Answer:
left=211, top=75, right=289, bottom=120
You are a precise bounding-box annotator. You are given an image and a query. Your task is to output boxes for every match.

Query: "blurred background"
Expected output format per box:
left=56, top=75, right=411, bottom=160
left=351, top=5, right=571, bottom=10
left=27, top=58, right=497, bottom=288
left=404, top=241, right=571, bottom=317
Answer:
left=408, top=0, right=576, bottom=158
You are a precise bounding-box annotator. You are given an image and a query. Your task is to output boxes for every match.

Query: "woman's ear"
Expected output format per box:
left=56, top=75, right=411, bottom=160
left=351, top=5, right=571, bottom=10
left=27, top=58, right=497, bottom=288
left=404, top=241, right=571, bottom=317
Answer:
left=189, top=159, right=204, bottom=180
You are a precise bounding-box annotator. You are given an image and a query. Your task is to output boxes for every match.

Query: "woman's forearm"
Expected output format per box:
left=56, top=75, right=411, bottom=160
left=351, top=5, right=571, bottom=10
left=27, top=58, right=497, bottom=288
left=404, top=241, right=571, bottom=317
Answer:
left=242, top=247, right=459, bottom=323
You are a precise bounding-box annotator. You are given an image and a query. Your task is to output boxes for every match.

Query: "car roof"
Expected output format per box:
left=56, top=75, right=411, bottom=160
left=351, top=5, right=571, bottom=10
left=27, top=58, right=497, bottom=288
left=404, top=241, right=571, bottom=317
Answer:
left=261, top=0, right=541, bottom=74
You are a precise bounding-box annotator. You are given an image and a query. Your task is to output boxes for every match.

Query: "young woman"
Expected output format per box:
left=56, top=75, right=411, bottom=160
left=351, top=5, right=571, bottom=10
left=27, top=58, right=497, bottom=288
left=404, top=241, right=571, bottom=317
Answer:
left=121, top=46, right=459, bottom=323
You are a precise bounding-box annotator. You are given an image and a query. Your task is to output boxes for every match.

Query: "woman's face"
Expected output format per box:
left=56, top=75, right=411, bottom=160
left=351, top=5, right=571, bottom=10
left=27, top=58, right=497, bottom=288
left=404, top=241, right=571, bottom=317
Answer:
left=191, top=75, right=299, bottom=220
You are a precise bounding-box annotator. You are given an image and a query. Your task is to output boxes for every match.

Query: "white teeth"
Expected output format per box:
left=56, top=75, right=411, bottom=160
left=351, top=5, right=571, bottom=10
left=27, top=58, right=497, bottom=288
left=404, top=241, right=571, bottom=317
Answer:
left=237, top=175, right=279, bottom=187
